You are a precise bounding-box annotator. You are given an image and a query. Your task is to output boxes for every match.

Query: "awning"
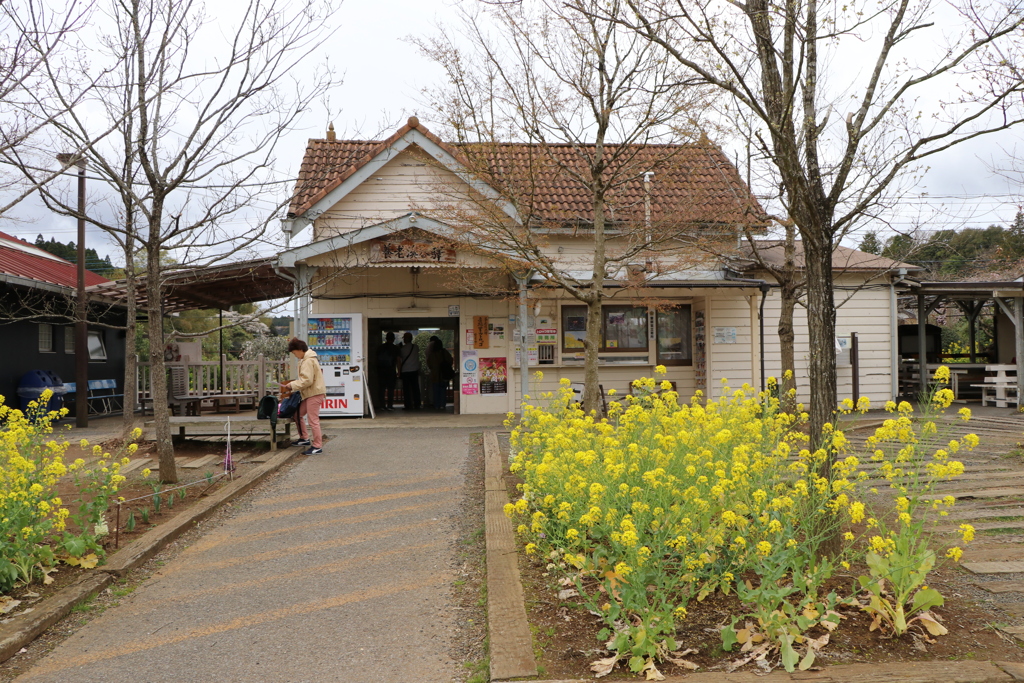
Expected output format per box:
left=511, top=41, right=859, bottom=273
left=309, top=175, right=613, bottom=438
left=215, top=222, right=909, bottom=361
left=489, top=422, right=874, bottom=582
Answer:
left=86, top=258, right=294, bottom=313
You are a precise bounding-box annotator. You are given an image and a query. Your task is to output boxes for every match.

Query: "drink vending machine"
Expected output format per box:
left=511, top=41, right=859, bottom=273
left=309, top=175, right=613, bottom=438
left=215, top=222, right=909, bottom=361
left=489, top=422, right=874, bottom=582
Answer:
left=307, top=314, right=365, bottom=417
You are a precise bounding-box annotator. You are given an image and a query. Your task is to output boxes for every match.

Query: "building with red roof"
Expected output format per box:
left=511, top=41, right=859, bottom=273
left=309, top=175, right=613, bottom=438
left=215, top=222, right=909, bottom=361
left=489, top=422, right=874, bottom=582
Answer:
left=0, top=230, right=126, bottom=411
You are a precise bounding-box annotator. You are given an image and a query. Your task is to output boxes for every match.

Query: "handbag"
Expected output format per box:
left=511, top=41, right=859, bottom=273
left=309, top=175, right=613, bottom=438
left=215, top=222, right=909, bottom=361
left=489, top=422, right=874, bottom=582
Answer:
left=278, top=391, right=302, bottom=419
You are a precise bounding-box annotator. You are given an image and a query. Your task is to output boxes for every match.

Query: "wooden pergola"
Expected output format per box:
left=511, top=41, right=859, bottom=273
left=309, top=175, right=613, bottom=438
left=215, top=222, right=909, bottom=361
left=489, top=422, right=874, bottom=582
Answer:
left=899, top=278, right=1024, bottom=399
left=85, top=258, right=294, bottom=314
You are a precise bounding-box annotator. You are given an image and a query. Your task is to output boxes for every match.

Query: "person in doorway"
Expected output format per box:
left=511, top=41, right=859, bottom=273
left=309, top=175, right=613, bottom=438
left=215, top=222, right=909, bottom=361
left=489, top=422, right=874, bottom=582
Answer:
left=376, top=331, right=399, bottom=411
left=426, top=336, right=452, bottom=411
left=397, top=332, right=421, bottom=410
left=279, top=337, right=327, bottom=455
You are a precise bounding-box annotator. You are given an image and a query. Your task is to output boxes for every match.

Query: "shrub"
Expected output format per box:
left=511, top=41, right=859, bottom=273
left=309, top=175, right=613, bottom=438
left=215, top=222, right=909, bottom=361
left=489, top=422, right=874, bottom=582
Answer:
left=506, top=368, right=973, bottom=676
left=0, top=392, right=139, bottom=592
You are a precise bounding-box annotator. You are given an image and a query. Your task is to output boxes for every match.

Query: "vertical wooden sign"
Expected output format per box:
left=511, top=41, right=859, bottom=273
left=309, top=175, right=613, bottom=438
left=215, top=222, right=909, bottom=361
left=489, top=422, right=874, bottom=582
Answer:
left=474, top=316, right=490, bottom=349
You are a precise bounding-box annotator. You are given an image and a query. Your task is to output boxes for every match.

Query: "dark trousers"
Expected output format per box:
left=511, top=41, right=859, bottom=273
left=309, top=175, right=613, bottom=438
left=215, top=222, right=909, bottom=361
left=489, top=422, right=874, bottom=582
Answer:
left=379, top=374, right=396, bottom=409
left=401, top=371, right=421, bottom=409
left=431, top=379, right=447, bottom=410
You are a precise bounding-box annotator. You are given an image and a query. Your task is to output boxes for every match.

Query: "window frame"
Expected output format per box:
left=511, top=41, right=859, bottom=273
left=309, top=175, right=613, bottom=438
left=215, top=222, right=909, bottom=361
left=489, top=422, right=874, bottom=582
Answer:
left=38, top=324, right=55, bottom=353
left=64, top=326, right=75, bottom=354
left=87, top=330, right=107, bottom=361
left=655, top=305, right=693, bottom=366
left=561, top=304, right=650, bottom=353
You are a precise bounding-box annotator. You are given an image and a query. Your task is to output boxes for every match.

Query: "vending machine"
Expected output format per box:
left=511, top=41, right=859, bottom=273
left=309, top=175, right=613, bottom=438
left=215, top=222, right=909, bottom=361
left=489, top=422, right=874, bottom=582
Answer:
left=307, top=314, right=366, bottom=417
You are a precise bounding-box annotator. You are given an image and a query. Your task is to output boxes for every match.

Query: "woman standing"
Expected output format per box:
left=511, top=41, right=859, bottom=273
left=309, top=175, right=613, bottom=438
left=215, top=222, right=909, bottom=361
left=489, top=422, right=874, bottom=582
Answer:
left=280, top=337, right=326, bottom=455
left=397, top=332, right=421, bottom=410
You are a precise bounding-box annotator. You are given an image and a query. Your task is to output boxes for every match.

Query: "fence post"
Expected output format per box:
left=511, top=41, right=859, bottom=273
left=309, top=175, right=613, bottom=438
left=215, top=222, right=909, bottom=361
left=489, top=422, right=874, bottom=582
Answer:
left=258, top=355, right=266, bottom=397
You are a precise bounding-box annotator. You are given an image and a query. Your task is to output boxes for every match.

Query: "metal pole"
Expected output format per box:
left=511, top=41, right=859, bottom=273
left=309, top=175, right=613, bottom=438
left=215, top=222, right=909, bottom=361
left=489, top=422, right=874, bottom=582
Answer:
left=514, top=272, right=532, bottom=409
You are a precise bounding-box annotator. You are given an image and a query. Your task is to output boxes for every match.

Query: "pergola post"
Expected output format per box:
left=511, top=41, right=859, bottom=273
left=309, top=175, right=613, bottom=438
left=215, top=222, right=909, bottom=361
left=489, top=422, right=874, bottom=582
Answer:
left=918, top=292, right=928, bottom=397
left=1016, top=298, right=1024, bottom=407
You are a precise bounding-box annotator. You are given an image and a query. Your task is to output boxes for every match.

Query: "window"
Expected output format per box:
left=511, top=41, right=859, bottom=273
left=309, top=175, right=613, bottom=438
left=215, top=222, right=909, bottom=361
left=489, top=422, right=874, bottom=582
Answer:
left=65, top=327, right=75, bottom=354
left=562, top=305, right=649, bottom=352
left=38, top=324, right=54, bottom=353
left=656, top=306, right=692, bottom=366
left=87, top=330, right=107, bottom=361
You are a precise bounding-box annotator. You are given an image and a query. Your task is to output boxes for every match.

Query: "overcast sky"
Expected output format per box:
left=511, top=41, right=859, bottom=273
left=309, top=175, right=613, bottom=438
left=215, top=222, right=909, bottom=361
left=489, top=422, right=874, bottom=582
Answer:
left=6, top=0, right=1024, bottom=261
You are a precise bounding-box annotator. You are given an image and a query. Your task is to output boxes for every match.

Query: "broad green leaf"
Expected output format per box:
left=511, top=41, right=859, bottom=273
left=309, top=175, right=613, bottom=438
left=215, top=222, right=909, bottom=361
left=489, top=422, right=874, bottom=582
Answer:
left=780, top=638, right=799, bottom=672
left=721, top=624, right=738, bottom=651
left=911, top=587, right=945, bottom=613
left=62, top=537, right=87, bottom=558
left=799, top=648, right=816, bottom=671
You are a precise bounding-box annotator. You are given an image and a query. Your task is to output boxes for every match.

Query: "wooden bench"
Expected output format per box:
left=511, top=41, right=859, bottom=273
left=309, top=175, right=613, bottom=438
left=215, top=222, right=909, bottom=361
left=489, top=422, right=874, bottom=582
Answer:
left=970, top=364, right=1019, bottom=408
left=64, top=379, right=124, bottom=415
left=158, top=417, right=293, bottom=451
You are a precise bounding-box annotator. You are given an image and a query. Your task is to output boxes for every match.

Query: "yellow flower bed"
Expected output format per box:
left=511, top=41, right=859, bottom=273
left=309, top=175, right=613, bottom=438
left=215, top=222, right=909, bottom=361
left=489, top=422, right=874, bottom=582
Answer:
left=0, top=392, right=137, bottom=592
left=507, top=369, right=973, bottom=675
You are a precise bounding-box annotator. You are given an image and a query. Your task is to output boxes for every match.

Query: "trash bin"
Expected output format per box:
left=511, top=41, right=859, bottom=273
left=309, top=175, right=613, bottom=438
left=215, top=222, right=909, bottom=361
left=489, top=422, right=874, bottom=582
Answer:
left=16, top=370, right=67, bottom=414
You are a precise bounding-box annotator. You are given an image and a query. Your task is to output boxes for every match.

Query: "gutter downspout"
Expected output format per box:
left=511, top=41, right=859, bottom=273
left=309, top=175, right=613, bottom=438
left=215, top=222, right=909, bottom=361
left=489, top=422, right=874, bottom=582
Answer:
left=759, top=283, right=770, bottom=393
left=273, top=261, right=299, bottom=376
left=890, top=268, right=906, bottom=401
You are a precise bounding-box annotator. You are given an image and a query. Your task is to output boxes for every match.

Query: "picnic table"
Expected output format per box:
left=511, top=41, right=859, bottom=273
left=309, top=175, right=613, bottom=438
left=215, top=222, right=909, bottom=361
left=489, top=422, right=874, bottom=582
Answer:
left=970, top=364, right=1019, bottom=408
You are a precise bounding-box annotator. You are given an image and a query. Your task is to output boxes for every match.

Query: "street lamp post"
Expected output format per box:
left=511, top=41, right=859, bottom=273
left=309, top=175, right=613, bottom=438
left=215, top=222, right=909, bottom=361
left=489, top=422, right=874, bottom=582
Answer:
left=57, top=154, right=88, bottom=428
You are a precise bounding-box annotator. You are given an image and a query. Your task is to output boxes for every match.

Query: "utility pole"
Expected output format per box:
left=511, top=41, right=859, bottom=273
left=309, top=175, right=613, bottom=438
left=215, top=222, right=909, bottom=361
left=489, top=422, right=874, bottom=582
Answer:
left=58, top=153, right=88, bottom=428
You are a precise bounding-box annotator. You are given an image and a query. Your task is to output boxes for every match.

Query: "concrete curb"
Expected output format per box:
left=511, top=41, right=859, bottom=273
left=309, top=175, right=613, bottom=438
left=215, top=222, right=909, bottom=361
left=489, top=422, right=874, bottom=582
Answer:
left=483, top=430, right=538, bottom=681
left=0, top=445, right=303, bottom=664
left=482, top=432, right=1024, bottom=683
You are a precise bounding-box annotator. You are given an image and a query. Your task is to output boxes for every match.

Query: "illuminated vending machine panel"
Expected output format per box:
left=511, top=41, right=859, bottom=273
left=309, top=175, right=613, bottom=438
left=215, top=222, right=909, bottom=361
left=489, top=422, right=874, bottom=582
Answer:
left=307, top=314, right=364, bottom=417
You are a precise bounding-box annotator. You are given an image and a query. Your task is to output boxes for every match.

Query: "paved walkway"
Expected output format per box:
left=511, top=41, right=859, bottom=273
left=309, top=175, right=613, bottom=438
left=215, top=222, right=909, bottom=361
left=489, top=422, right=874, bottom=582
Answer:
left=15, top=426, right=483, bottom=682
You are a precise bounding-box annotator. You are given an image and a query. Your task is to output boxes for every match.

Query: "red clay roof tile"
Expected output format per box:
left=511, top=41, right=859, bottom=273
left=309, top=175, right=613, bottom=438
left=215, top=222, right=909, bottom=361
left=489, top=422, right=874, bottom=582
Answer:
left=288, top=121, right=765, bottom=227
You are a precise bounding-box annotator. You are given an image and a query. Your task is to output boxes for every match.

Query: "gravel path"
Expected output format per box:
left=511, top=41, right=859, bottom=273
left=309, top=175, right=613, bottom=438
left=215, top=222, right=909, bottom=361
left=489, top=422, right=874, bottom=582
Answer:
left=15, top=427, right=474, bottom=683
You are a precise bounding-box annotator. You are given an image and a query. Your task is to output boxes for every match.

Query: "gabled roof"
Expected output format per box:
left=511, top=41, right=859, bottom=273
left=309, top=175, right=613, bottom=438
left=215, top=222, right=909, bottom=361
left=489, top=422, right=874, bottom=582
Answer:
left=288, top=118, right=765, bottom=228
left=734, top=240, right=923, bottom=274
left=0, top=231, right=110, bottom=290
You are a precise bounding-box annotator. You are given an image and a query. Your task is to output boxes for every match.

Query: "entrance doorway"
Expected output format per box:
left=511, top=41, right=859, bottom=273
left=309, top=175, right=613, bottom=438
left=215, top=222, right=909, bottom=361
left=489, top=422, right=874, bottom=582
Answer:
left=367, top=317, right=460, bottom=414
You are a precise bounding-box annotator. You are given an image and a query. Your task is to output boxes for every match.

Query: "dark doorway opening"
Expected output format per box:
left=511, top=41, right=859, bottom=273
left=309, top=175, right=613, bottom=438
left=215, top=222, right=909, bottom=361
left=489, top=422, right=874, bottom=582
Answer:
left=368, top=317, right=460, bottom=414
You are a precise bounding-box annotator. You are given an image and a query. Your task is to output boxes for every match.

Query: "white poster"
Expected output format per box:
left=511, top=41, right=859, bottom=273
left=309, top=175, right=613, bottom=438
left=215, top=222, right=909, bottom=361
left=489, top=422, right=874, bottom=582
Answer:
left=461, top=350, right=479, bottom=395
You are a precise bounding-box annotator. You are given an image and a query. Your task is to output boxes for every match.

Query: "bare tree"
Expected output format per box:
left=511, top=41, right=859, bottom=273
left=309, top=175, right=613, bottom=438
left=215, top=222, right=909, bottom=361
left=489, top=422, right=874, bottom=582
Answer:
left=0, top=0, right=94, bottom=216
left=12, top=0, right=337, bottom=482
left=417, top=0, right=751, bottom=413
left=601, top=0, right=1024, bottom=446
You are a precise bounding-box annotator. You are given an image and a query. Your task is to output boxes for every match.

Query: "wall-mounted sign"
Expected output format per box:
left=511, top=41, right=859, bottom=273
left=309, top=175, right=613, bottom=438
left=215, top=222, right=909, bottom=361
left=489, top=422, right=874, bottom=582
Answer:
left=461, top=350, right=479, bottom=395
left=448, top=305, right=460, bottom=317
left=473, top=316, right=490, bottom=349
left=713, top=326, right=737, bottom=344
left=370, top=235, right=456, bottom=263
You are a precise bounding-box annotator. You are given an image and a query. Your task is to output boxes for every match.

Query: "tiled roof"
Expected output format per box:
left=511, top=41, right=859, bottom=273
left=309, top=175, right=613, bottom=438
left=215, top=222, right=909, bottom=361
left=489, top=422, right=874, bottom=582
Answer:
left=288, top=119, right=765, bottom=227
left=735, top=240, right=924, bottom=273
left=0, top=231, right=110, bottom=289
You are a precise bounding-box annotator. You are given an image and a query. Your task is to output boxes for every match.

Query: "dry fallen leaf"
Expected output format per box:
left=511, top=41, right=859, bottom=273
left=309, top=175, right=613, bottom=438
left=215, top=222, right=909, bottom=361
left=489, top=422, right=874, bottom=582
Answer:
left=590, top=655, right=619, bottom=678
left=665, top=649, right=700, bottom=671
left=641, top=659, right=665, bottom=680
left=0, top=598, right=21, bottom=615
left=557, top=588, right=579, bottom=600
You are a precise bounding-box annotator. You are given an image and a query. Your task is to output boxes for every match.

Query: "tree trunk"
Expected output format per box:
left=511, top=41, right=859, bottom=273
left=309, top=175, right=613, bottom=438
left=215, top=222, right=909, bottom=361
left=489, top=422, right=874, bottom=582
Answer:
left=146, top=240, right=177, bottom=483
left=583, top=290, right=603, bottom=414
left=801, top=233, right=837, bottom=461
left=778, top=283, right=797, bottom=413
left=121, top=249, right=137, bottom=441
